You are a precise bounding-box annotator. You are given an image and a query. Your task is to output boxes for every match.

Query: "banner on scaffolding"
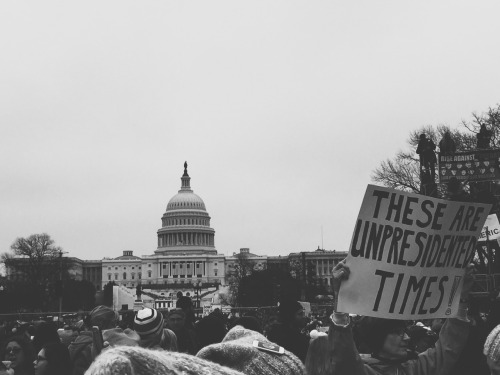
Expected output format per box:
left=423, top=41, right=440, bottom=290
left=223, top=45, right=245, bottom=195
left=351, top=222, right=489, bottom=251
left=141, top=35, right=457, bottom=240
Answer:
left=337, top=185, right=490, bottom=320
left=438, top=149, right=500, bottom=182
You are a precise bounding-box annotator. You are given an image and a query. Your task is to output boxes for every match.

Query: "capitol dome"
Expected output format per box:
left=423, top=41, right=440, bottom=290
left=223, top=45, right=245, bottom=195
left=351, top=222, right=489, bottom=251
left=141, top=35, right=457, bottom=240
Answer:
left=155, top=162, right=216, bottom=255
left=166, top=192, right=206, bottom=211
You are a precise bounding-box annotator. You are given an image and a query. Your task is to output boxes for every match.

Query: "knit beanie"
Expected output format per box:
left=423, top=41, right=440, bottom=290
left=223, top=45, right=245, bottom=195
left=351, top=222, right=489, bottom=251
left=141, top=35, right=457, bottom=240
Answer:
left=484, top=324, right=500, bottom=363
left=103, top=328, right=140, bottom=347
left=90, top=306, right=118, bottom=329
left=134, top=308, right=164, bottom=339
left=197, top=325, right=306, bottom=375
left=86, top=345, right=245, bottom=375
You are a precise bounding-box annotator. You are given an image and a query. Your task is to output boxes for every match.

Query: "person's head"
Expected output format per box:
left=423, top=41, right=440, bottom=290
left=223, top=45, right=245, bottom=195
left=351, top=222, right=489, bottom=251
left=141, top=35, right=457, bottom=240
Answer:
left=134, top=308, right=164, bottom=341
left=363, top=318, right=410, bottom=360
left=89, top=305, right=119, bottom=330
left=167, top=309, right=186, bottom=332
left=419, top=133, right=426, bottom=140
left=484, top=324, right=500, bottom=374
left=278, top=299, right=305, bottom=328
left=195, top=315, right=227, bottom=349
left=32, top=322, right=60, bottom=353
left=305, top=335, right=331, bottom=375
left=176, top=296, right=193, bottom=311
left=33, top=342, right=71, bottom=375
left=3, top=335, right=35, bottom=373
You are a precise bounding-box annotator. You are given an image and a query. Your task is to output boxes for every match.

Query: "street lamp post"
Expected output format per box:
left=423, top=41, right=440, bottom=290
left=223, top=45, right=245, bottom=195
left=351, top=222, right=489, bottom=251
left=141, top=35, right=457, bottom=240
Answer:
left=58, top=250, right=68, bottom=323
left=195, top=281, right=202, bottom=316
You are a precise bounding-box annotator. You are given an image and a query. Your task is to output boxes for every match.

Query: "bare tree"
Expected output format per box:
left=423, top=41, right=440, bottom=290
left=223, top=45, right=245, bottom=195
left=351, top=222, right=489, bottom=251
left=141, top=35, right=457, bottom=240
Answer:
left=227, top=252, right=256, bottom=306
left=372, top=124, right=476, bottom=194
left=461, top=104, right=500, bottom=148
left=1, top=233, right=70, bottom=289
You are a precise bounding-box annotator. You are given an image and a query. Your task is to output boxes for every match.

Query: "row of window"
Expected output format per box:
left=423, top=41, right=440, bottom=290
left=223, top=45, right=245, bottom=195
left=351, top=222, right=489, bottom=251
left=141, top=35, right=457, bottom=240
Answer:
left=169, top=201, right=204, bottom=209
left=107, top=266, right=142, bottom=270
left=107, top=272, right=142, bottom=281
left=163, top=218, right=209, bottom=226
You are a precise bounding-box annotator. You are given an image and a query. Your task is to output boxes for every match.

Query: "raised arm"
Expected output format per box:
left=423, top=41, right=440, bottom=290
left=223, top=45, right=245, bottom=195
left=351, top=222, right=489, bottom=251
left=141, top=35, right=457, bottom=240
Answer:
left=404, top=265, right=473, bottom=375
left=328, top=260, right=367, bottom=375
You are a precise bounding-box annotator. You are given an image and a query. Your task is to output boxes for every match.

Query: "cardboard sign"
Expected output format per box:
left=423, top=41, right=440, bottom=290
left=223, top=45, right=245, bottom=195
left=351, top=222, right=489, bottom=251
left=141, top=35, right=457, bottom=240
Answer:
left=478, top=214, right=500, bottom=242
left=337, top=185, right=490, bottom=320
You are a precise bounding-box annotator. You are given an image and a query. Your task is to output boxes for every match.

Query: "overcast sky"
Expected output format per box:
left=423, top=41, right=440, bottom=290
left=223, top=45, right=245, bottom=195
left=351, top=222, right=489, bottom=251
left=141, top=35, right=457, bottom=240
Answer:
left=1, top=1, right=500, bottom=261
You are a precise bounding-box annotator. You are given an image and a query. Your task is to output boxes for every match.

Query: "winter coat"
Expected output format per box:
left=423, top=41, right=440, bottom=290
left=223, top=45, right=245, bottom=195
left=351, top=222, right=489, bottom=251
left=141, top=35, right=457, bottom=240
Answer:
left=68, top=331, right=92, bottom=375
left=330, top=318, right=470, bottom=375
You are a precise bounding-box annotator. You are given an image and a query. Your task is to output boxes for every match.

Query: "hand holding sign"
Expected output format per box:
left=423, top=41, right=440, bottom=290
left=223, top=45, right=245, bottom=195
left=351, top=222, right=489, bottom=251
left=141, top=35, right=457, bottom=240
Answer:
left=460, top=264, right=475, bottom=302
left=332, top=259, right=349, bottom=294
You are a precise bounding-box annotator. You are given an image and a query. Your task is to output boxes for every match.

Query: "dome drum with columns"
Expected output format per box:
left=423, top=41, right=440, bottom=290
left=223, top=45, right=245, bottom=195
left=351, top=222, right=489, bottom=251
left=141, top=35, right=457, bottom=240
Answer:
left=155, top=162, right=216, bottom=255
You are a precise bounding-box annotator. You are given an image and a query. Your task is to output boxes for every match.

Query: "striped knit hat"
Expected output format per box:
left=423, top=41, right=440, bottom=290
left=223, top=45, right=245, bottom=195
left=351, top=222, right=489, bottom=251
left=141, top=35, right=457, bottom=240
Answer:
left=485, top=324, right=500, bottom=363
left=197, top=325, right=306, bottom=375
left=134, top=308, right=164, bottom=339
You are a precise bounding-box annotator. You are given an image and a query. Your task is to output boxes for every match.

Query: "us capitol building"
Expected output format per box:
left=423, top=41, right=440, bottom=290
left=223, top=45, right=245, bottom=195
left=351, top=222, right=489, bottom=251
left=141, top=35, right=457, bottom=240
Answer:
left=101, top=162, right=227, bottom=289
left=7, top=163, right=346, bottom=294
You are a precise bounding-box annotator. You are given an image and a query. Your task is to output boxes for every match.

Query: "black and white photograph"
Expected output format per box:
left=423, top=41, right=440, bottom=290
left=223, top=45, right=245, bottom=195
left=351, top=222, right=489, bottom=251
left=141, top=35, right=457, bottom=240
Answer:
left=1, top=1, right=500, bottom=375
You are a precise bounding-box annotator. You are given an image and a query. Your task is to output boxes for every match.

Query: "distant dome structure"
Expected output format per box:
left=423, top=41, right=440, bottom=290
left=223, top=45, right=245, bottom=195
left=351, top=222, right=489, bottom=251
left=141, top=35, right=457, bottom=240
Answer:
left=155, top=162, right=216, bottom=255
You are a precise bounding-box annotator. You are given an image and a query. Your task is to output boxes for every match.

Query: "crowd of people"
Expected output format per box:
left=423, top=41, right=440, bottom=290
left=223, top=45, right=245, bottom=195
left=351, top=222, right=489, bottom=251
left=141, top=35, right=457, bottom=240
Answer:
left=2, top=264, right=500, bottom=375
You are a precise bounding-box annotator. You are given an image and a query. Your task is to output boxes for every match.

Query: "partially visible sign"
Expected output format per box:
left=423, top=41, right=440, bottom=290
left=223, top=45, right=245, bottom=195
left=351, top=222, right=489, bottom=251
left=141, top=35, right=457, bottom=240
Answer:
left=478, top=214, right=500, bottom=242
left=439, top=149, right=500, bottom=182
left=298, top=301, right=311, bottom=316
left=203, top=305, right=211, bottom=317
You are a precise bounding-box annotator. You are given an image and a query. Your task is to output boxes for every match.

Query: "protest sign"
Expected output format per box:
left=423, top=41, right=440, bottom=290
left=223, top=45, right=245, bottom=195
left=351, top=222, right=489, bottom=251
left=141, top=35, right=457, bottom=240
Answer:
left=478, top=214, right=500, bottom=242
left=337, top=185, right=490, bottom=320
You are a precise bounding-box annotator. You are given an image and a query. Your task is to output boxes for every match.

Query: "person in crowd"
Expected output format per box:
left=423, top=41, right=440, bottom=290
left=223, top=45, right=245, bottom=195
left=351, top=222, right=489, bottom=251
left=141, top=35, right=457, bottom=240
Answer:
left=134, top=307, right=177, bottom=351
left=67, top=322, right=92, bottom=375
left=32, top=322, right=60, bottom=354
left=86, top=345, right=245, bottom=375
left=2, top=335, right=35, bottom=375
left=176, top=294, right=196, bottom=329
left=484, top=323, right=500, bottom=374
left=33, top=341, right=71, bottom=375
left=329, top=260, right=473, bottom=375
left=58, top=325, right=78, bottom=347
left=452, top=303, right=490, bottom=375
left=197, top=325, right=306, bottom=375
left=266, top=298, right=309, bottom=363
left=438, top=131, right=456, bottom=155
left=305, top=333, right=332, bottom=375
left=195, top=313, right=227, bottom=350
left=166, top=309, right=198, bottom=355
left=68, top=305, right=139, bottom=375
left=477, top=124, right=493, bottom=149
left=416, top=133, right=437, bottom=179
